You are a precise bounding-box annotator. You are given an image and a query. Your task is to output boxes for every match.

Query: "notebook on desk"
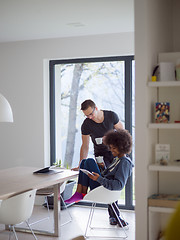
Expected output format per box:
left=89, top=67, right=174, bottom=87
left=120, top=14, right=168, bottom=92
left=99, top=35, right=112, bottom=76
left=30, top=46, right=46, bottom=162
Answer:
left=33, top=167, right=63, bottom=175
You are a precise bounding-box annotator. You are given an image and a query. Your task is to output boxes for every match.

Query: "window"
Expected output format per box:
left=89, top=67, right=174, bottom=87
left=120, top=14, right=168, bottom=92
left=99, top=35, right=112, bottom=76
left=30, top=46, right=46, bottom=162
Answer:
left=49, top=56, right=135, bottom=210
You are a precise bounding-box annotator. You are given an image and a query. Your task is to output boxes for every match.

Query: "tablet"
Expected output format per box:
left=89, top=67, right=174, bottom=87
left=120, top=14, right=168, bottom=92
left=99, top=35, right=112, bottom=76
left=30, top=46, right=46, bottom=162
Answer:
left=80, top=168, right=94, bottom=176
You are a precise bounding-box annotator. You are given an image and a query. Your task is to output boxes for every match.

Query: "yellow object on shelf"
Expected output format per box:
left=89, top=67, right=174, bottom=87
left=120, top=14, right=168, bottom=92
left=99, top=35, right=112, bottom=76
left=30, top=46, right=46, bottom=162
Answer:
left=152, top=76, right=157, bottom=82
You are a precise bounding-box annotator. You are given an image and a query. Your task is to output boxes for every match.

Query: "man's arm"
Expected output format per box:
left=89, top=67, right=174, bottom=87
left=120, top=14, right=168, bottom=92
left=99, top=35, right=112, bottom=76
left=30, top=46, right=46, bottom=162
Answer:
left=114, top=120, right=124, bottom=130
left=80, top=134, right=90, bottom=161
left=71, top=134, right=90, bottom=171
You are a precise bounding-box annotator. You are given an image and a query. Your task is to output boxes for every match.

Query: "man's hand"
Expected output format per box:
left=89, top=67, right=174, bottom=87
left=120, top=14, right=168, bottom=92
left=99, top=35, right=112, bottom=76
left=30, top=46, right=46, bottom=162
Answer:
left=71, top=166, right=79, bottom=171
left=88, top=172, right=99, bottom=181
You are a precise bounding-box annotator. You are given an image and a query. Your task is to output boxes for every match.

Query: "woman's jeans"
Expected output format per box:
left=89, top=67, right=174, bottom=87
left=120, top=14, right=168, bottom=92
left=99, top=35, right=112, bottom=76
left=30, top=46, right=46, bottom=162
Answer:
left=78, top=158, right=101, bottom=190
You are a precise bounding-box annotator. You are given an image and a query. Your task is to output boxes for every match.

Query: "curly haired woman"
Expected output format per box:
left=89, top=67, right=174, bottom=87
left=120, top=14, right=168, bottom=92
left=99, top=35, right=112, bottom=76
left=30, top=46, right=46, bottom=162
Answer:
left=65, top=129, right=134, bottom=227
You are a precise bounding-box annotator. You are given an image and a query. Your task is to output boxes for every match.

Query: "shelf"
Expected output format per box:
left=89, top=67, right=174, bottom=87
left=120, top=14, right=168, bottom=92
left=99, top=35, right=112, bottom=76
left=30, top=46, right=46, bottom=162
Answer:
left=148, top=81, right=180, bottom=87
left=149, top=164, right=180, bottom=172
left=149, top=206, right=175, bottom=214
left=148, top=123, right=180, bottom=129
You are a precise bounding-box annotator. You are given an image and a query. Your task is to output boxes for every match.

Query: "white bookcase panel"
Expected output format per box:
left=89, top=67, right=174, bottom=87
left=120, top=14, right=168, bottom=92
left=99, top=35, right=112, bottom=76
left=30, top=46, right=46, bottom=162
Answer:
left=148, top=81, right=180, bottom=87
left=148, top=123, right=180, bottom=129
left=149, top=164, right=180, bottom=172
left=148, top=52, right=180, bottom=240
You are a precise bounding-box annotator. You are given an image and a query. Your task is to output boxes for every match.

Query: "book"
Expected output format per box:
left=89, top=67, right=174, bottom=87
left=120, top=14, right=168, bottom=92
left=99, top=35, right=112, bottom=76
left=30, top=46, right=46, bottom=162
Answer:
left=148, top=194, right=180, bottom=208
left=80, top=169, right=94, bottom=176
left=155, top=102, right=170, bottom=123
left=155, top=144, right=170, bottom=165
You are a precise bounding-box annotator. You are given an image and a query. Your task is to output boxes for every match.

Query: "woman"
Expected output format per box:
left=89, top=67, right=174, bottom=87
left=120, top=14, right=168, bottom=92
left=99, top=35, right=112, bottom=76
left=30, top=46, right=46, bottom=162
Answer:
left=65, top=129, right=134, bottom=226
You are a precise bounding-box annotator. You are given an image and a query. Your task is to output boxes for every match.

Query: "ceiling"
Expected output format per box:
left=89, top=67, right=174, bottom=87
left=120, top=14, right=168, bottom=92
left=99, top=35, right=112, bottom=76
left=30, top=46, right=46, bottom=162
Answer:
left=0, top=0, right=134, bottom=43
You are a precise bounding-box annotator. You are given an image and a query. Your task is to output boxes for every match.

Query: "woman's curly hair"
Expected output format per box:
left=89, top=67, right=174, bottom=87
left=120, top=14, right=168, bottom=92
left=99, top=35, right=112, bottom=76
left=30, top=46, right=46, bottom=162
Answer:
left=104, top=129, right=132, bottom=154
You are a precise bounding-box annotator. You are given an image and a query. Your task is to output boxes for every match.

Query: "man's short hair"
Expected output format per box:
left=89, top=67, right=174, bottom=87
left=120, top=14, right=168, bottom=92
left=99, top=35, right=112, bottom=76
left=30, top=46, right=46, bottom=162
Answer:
left=81, top=99, right=96, bottom=110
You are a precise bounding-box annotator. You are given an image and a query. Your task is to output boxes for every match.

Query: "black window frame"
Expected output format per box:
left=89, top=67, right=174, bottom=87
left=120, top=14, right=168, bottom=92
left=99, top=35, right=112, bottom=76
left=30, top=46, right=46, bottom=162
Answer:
left=49, top=55, right=134, bottom=210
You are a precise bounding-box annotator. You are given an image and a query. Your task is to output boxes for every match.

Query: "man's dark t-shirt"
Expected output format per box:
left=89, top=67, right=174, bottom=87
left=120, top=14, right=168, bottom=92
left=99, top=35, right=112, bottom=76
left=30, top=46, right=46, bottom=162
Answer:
left=81, top=110, right=119, bottom=167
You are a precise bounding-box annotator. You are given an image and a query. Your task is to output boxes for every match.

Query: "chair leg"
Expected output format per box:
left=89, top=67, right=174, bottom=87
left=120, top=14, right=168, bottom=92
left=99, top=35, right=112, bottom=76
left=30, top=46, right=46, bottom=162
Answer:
left=29, top=196, right=50, bottom=226
left=84, top=203, right=128, bottom=239
left=29, top=194, right=72, bottom=228
left=111, top=204, right=128, bottom=239
left=113, top=202, right=129, bottom=230
left=46, top=196, right=51, bottom=218
left=118, top=211, right=129, bottom=230
left=89, top=203, right=96, bottom=230
left=85, top=202, right=96, bottom=238
left=8, top=225, right=13, bottom=240
left=12, top=226, right=19, bottom=240
left=60, top=195, right=72, bottom=226
left=25, top=220, right=38, bottom=240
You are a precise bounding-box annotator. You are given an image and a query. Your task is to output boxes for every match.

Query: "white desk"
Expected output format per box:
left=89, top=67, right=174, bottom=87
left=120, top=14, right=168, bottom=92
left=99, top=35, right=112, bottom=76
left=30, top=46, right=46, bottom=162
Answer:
left=0, top=166, right=78, bottom=237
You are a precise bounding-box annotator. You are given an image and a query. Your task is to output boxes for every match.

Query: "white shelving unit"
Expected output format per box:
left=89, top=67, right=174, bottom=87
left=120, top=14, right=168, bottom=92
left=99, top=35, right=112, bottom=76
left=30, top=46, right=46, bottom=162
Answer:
left=148, top=52, right=180, bottom=240
left=148, top=81, right=180, bottom=87
left=149, top=164, right=180, bottom=172
left=149, top=207, right=175, bottom=240
left=149, top=206, right=174, bottom=214
left=148, top=123, right=180, bottom=129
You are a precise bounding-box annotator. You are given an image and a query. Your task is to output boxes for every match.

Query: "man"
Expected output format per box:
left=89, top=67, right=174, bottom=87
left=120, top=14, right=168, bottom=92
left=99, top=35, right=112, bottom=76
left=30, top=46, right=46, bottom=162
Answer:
left=73, top=99, right=123, bottom=170
left=72, top=99, right=124, bottom=226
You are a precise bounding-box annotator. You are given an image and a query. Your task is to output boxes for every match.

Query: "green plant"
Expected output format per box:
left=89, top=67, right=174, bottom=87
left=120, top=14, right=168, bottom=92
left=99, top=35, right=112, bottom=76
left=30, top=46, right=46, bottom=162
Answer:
left=53, top=159, right=71, bottom=170
left=66, top=163, right=69, bottom=169
left=53, top=159, right=62, bottom=167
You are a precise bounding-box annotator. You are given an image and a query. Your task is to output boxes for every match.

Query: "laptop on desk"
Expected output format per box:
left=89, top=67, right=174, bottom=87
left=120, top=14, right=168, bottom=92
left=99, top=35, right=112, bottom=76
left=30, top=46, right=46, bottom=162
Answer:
left=33, top=167, right=63, bottom=175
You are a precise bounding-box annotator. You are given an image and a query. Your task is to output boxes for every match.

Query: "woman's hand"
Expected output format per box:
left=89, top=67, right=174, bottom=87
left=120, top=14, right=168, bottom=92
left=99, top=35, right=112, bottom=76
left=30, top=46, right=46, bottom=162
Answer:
left=97, top=162, right=105, bottom=169
left=88, top=172, right=99, bottom=181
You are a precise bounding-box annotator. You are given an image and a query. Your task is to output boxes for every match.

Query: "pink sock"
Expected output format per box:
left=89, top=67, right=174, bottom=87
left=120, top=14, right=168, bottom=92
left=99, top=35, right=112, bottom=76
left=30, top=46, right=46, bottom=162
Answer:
left=65, top=192, right=84, bottom=204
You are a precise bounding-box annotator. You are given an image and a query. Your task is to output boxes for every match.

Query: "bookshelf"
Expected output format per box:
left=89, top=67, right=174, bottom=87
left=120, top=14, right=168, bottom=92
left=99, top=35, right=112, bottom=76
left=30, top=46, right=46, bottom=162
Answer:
left=148, top=52, right=180, bottom=240
left=135, top=1, right=180, bottom=239
left=149, top=206, right=174, bottom=214
left=149, top=164, right=180, bottom=172
left=148, top=123, right=180, bottom=129
left=148, top=81, right=180, bottom=87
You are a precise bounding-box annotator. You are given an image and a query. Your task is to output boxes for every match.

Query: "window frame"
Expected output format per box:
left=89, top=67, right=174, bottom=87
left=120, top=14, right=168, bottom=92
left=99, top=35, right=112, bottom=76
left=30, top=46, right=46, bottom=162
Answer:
left=49, top=55, right=134, bottom=210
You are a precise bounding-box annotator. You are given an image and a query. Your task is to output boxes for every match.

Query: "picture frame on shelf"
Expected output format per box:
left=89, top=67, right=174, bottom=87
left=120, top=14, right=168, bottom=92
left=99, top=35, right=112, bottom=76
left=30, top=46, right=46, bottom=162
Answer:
left=155, top=102, right=170, bottom=123
left=155, top=144, right=170, bottom=165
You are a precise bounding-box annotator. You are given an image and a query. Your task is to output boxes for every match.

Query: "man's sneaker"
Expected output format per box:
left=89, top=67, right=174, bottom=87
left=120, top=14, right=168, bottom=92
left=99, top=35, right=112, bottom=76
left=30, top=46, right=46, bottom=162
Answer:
left=109, top=217, right=117, bottom=225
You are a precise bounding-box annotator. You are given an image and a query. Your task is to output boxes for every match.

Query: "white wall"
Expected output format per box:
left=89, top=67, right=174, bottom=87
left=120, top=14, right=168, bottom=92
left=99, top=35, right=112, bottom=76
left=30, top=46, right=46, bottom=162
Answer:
left=0, top=32, right=134, bottom=169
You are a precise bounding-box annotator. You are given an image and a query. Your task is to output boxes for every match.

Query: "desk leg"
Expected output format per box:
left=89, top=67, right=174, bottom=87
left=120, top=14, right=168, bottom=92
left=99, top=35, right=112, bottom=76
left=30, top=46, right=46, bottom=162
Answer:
left=53, top=183, right=60, bottom=237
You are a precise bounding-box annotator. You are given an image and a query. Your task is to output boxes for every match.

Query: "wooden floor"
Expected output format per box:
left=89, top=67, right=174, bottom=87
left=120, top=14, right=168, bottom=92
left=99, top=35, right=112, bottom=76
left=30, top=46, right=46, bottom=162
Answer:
left=0, top=205, right=135, bottom=240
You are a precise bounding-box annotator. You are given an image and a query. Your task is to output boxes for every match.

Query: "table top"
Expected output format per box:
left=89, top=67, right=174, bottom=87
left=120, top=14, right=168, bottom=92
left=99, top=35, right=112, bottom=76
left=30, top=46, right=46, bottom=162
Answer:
left=0, top=166, right=79, bottom=200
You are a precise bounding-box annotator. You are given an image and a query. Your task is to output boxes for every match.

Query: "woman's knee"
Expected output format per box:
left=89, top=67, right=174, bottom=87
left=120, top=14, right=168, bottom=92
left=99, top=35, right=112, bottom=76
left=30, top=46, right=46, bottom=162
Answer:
left=84, top=158, right=96, bottom=168
left=80, top=158, right=98, bottom=172
left=80, top=159, right=87, bottom=168
left=80, top=158, right=94, bottom=165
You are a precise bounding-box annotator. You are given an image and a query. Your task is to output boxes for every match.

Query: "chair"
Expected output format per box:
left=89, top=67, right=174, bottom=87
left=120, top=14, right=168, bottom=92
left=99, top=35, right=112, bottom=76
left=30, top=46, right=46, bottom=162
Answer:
left=0, top=189, right=37, bottom=240
left=30, top=181, right=72, bottom=226
left=83, top=186, right=128, bottom=239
